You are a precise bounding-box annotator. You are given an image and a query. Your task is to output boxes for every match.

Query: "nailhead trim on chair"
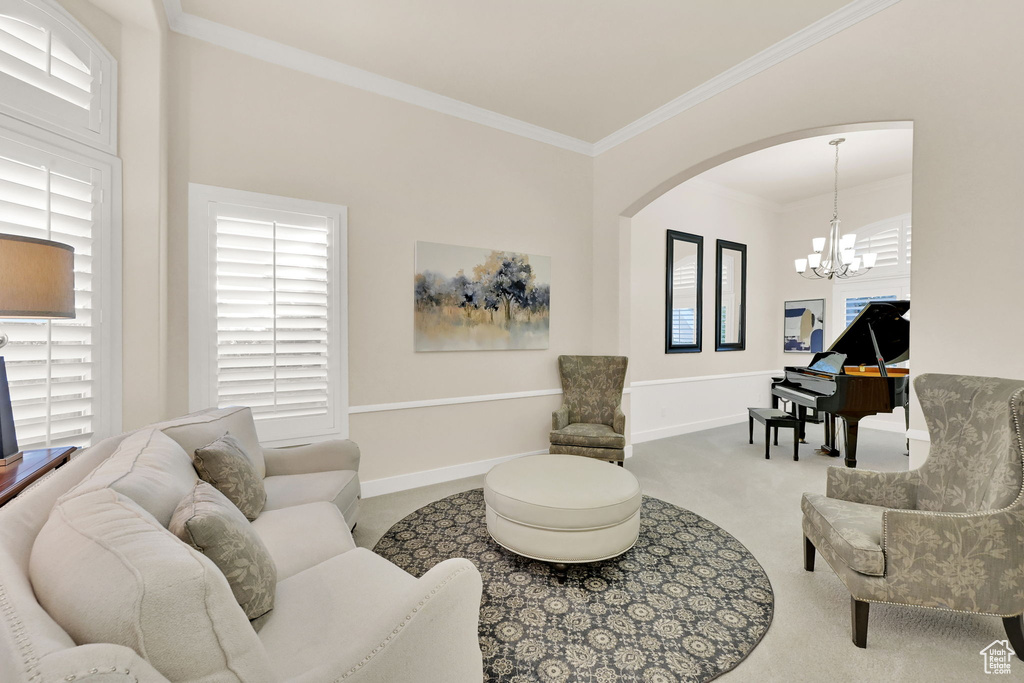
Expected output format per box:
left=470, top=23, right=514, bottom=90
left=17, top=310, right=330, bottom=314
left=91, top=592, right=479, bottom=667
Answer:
left=867, top=387, right=1024, bottom=616
left=334, top=563, right=474, bottom=681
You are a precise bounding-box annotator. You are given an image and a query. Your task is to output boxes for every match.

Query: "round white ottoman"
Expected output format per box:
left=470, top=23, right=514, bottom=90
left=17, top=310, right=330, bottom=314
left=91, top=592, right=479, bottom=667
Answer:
left=484, top=454, right=642, bottom=567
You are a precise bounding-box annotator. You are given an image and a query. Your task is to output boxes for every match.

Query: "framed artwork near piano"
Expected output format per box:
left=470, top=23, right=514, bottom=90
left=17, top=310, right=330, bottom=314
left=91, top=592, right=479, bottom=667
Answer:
left=784, top=299, right=825, bottom=353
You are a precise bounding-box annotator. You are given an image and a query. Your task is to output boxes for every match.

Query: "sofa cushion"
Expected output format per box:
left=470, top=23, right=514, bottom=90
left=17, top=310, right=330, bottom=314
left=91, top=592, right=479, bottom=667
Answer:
left=170, top=481, right=277, bottom=625
left=251, top=502, right=356, bottom=580
left=802, top=492, right=886, bottom=576
left=256, top=549, right=415, bottom=682
left=263, top=470, right=359, bottom=521
left=63, top=429, right=198, bottom=528
left=549, top=422, right=626, bottom=449
left=194, top=434, right=267, bottom=521
left=29, top=488, right=273, bottom=683
left=158, top=406, right=266, bottom=478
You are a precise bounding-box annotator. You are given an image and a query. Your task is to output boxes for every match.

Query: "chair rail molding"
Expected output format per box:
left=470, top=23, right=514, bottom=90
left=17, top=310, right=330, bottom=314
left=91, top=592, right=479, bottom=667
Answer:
left=161, top=0, right=901, bottom=157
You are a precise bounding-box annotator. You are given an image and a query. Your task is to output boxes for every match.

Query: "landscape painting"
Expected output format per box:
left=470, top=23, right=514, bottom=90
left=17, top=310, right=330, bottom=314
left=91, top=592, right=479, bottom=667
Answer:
left=414, top=241, right=551, bottom=352
left=784, top=298, right=825, bottom=353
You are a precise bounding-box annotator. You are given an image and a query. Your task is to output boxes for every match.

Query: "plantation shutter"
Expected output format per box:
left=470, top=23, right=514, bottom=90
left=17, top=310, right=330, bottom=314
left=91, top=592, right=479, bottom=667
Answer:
left=0, top=134, right=98, bottom=448
left=0, top=13, right=93, bottom=110
left=213, top=205, right=332, bottom=424
left=854, top=226, right=900, bottom=268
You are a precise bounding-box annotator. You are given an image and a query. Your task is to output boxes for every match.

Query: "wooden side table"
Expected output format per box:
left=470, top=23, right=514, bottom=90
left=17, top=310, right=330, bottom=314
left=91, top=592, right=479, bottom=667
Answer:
left=0, top=447, right=76, bottom=507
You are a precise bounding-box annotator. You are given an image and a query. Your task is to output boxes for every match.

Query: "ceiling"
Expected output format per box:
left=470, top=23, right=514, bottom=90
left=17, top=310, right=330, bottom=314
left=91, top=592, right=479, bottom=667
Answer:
left=178, top=0, right=853, bottom=143
left=695, top=128, right=913, bottom=205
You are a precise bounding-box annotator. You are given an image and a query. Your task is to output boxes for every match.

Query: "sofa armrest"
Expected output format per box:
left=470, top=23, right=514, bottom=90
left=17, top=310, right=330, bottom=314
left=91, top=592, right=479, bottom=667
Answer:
left=262, top=439, right=360, bottom=477
left=826, top=466, right=919, bottom=509
left=284, top=557, right=484, bottom=683
left=883, top=507, right=1024, bottom=614
left=552, top=405, right=569, bottom=431
left=613, top=406, right=626, bottom=435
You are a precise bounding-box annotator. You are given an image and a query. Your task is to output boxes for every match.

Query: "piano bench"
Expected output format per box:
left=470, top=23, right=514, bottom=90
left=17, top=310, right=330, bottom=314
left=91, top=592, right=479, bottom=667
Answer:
left=747, top=408, right=801, bottom=461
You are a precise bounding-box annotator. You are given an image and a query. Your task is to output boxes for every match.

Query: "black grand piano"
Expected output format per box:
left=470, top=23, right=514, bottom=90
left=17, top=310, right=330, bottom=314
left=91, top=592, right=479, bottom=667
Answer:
left=772, top=300, right=910, bottom=468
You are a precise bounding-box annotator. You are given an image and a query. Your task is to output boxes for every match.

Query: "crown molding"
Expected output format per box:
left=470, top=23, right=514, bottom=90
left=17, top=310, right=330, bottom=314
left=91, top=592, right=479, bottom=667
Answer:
left=779, top=172, right=912, bottom=212
left=160, top=1, right=592, bottom=155
left=591, top=0, right=903, bottom=155
left=162, top=0, right=901, bottom=158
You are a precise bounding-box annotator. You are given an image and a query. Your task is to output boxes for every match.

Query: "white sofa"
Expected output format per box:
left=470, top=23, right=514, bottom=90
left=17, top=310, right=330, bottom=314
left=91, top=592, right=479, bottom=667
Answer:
left=0, top=407, right=484, bottom=683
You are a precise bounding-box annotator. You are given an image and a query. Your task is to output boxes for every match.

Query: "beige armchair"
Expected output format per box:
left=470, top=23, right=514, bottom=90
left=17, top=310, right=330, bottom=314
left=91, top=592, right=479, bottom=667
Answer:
left=802, top=373, right=1024, bottom=657
left=550, top=355, right=628, bottom=464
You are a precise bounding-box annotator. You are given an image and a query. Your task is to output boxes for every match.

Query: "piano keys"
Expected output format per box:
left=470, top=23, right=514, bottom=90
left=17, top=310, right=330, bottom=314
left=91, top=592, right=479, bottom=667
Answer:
left=772, top=300, right=910, bottom=468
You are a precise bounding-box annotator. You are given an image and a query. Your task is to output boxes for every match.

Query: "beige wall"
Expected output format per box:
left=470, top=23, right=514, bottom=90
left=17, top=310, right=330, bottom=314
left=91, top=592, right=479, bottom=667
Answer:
left=593, top=0, right=1024, bottom=452
left=166, top=36, right=594, bottom=481
left=630, top=181, right=779, bottom=382
left=57, top=0, right=170, bottom=433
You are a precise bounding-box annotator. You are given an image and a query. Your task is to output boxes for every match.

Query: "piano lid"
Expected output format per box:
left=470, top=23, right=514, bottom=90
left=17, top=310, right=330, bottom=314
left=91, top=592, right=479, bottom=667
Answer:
left=828, top=300, right=910, bottom=366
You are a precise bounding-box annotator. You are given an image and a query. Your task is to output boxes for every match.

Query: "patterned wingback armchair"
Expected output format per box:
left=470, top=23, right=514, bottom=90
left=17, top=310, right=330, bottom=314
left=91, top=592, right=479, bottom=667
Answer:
left=550, top=355, right=628, bottom=464
left=801, top=373, right=1024, bottom=656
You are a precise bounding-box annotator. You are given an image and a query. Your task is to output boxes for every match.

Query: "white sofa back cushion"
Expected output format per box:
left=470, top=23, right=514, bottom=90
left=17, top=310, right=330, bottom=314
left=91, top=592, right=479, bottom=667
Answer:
left=62, top=429, right=198, bottom=528
left=157, top=407, right=266, bottom=479
left=29, top=488, right=274, bottom=683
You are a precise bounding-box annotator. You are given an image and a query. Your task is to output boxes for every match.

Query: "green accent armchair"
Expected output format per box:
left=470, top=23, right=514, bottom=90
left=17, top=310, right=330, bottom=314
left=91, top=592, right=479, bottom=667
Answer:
left=550, top=355, right=628, bottom=464
left=802, top=373, right=1024, bottom=657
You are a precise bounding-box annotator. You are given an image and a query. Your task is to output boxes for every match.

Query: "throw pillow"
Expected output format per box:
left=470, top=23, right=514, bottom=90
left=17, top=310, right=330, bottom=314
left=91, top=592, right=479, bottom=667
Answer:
left=30, top=488, right=273, bottom=681
left=192, top=433, right=266, bottom=520
left=170, top=481, right=277, bottom=626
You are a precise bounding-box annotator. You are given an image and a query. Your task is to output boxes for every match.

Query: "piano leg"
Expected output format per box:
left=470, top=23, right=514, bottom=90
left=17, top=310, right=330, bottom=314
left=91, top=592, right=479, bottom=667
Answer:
left=843, top=416, right=863, bottom=469
left=797, top=405, right=808, bottom=443
left=817, top=413, right=841, bottom=458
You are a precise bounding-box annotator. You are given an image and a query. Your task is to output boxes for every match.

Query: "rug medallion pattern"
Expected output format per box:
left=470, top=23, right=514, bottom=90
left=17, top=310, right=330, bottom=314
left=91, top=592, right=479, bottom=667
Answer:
left=374, top=489, right=773, bottom=682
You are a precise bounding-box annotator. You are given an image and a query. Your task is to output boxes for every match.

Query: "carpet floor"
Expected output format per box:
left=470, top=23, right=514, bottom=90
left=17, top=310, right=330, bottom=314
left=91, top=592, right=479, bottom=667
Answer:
left=353, top=423, right=1006, bottom=682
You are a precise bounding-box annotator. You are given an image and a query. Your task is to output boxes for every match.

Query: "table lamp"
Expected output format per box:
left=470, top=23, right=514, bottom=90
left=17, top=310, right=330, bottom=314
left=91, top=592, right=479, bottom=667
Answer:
left=0, top=234, right=76, bottom=464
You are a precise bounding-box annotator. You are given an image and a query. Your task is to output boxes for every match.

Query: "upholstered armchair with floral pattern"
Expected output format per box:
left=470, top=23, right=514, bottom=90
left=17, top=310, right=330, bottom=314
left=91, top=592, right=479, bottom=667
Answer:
left=802, top=373, right=1024, bottom=657
left=550, top=355, right=628, bottom=464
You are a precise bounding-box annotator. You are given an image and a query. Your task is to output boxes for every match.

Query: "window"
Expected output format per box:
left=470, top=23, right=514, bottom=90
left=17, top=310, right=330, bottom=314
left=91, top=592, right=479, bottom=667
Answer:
left=189, top=185, right=348, bottom=445
left=0, top=0, right=119, bottom=451
left=0, top=0, right=116, bottom=152
left=853, top=214, right=911, bottom=276
left=0, top=124, right=119, bottom=449
left=844, top=294, right=899, bottom=327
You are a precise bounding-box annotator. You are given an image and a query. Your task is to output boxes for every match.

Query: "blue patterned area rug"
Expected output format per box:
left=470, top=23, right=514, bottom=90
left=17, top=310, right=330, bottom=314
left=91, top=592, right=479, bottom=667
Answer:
left=373, top=489, right=773, bottom=682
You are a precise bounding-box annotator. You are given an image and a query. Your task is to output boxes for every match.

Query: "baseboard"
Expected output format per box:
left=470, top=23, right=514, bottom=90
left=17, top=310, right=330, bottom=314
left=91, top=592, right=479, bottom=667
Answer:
left=360, top=449, right=548, bottom=498
left=631, top=413, right=748, bottom=444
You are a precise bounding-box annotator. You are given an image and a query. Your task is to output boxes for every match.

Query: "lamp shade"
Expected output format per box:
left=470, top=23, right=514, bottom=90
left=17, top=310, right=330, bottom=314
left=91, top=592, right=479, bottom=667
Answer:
left=0, top=234, right=75, bottom=319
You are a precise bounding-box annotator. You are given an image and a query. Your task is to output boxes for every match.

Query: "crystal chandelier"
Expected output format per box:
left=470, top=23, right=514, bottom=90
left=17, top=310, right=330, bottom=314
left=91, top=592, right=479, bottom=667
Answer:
left=794, top=138, right=877, bottom=279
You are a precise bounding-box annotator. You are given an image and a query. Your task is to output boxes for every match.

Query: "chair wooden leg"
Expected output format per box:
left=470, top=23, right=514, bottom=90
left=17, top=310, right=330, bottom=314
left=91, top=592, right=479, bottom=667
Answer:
left=804, top=536, right=815, bottom=571
left=851, top=598, right=869, bottom=648
left=1003, top=615, right=1024, bottom=661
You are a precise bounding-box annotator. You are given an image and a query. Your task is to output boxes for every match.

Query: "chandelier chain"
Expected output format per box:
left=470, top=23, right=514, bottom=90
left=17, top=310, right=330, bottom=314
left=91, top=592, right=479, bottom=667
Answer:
left=833, top=140, right=840, bottom=221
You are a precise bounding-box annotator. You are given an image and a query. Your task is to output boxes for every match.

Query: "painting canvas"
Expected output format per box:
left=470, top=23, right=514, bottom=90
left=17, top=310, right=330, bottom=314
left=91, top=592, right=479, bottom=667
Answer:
left=784, top=299, right=825, bottom=353
left=414, top=241, right=550, bottom=351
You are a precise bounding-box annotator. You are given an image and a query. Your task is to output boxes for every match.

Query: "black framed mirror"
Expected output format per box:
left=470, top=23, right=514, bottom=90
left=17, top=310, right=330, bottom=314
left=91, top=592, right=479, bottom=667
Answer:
left=665, top=230, right=703, bottom=353
left=715, top=239, right=746, bottom=351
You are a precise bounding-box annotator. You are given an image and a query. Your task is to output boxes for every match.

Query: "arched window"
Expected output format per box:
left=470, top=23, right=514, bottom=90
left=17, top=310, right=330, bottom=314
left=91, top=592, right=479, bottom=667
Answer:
left=0, top=0, right=115, bottom=151
left=0, top=0, right=119, bottom=450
